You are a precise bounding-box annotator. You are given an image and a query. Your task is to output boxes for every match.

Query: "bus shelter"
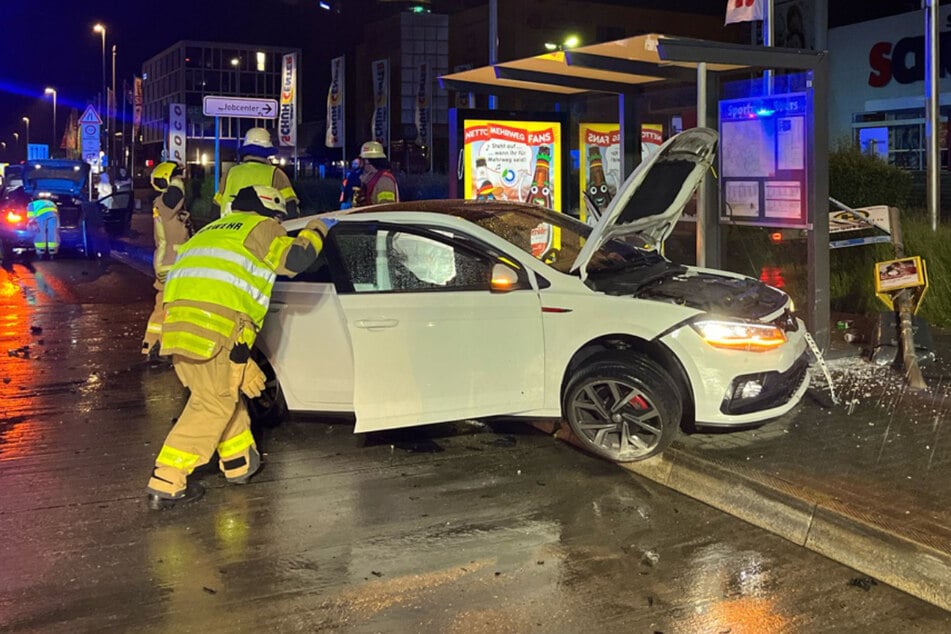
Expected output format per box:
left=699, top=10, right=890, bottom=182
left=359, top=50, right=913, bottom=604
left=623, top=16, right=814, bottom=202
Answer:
left=440, top=34, right=831, bottom=348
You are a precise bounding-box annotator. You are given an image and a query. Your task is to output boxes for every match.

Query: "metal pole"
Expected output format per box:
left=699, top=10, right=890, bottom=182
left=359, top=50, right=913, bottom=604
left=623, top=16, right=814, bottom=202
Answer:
left=214, top=116, right=221, bottom=192
left=488, top=0, right=498, bottom=109
left=925, top=0, right=940, bottom=231
left=764, top=0, right=774, bottom=94
left=112, top=44, right=117, bottom=173
left=696, top=62, right=708, bottom=267
left=52, top=92, right=57, bottom=155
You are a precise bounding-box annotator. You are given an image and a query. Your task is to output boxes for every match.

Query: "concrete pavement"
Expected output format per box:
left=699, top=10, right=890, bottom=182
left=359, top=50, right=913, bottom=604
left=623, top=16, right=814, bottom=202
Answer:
left=110, top=204, right=951, bottom=612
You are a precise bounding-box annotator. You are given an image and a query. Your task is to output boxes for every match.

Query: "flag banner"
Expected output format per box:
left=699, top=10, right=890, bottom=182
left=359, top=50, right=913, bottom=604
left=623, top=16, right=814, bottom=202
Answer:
left=414, top=62, right=432, bottom=149
left=725, top=0, right=764, bottom=25
left=167, top=103, right=186, bottom=165
left=62, top=109, right=79, bottom=156
left=326, top=56, right=345, bottom=148
left=132, top=76, right=143, bottom=140
left=279, top=53, right=298, bottom=147
left=370, top=59, right=389, bottom=145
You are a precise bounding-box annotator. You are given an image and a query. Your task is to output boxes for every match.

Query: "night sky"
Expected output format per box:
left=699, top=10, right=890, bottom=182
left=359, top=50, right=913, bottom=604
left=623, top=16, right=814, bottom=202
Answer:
left=0, top=0, right=920, bottom=162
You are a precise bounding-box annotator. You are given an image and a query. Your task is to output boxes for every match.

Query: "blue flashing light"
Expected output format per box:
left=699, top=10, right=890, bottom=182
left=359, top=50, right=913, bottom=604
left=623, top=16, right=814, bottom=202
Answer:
left=319, top=1, right=330, bottom=10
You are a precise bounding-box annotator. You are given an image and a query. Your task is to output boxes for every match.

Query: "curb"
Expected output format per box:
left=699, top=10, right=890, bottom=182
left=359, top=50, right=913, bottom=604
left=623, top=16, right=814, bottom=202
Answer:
left=621, top=448, right=951, bottom=612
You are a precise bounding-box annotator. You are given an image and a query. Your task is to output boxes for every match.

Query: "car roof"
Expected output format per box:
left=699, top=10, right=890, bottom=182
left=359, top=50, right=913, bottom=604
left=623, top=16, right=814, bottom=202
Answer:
left=336, top=199, right=581, bottom=226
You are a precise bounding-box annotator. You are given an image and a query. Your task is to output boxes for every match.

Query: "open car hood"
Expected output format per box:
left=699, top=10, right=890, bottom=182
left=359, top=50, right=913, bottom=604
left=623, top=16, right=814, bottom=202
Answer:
left=22, top=160, right=89, bottom=198
left=570, top=128, right=718, bottom=280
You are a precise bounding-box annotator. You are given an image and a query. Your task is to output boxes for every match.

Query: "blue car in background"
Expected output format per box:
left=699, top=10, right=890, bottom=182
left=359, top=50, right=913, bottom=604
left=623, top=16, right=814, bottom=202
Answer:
left=0, top=160, right=100, bottom=260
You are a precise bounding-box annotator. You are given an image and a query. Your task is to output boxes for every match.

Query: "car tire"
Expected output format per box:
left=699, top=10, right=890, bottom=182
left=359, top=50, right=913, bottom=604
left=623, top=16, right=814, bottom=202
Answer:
left=562, top=352, right=682, bottom=463
left=0, top=238, right=11, bottom=263
left=246, top=350, right=288, bottom=428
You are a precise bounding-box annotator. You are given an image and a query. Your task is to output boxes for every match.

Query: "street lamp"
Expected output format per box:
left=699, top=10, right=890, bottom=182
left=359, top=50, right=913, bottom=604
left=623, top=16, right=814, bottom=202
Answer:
left=45, top=87, right=57, bottom=155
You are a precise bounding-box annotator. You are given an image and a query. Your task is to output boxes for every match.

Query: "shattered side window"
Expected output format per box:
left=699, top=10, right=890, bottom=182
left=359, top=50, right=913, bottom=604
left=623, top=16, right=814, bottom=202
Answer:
left=335, top=223, right=492, bottom=293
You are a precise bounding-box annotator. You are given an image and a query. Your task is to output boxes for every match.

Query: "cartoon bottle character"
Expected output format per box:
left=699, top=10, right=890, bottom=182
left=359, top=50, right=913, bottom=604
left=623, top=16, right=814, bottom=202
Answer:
left=525, top=146, right=552, bottom=208
left=473, top=157, right=501, bottom=200
left=586, top=146, right=613, bottom=211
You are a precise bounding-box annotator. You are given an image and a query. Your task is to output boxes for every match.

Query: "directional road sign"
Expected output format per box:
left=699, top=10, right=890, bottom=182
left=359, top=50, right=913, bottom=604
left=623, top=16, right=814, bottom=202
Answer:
left=202, top=96, right=278, bottom=119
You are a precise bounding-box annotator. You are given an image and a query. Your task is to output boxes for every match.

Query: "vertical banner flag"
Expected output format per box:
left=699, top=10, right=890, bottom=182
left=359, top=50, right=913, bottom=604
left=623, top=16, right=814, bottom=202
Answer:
left=167, top=103, right=187, bottom=165
left=325, top=56, right=345, bottom=148
left=725, top=0, right=764, bottom=25
left=578, top=123, right=621, bottom=223
left=62, top=109, right=79, bottom=157
left=279, top=53, right=298, bottom=147
left=132, top=76, right=143, bottom=140
left=370, top=59, right=389, bottom=145
left=414, top=62, right=432, bottom=149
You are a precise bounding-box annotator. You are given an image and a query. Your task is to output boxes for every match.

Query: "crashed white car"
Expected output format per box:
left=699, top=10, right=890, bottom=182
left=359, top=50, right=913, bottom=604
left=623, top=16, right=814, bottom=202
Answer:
left=254, top=128, right=809, bottom=462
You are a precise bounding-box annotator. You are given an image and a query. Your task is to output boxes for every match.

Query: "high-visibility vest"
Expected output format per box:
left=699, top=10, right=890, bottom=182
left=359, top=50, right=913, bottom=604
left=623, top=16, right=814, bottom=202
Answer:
left=162, top=213, right=279, bottom=359
left=26, top=200, right=57, bottom=220
left=216, top=162, right=286, bottom=216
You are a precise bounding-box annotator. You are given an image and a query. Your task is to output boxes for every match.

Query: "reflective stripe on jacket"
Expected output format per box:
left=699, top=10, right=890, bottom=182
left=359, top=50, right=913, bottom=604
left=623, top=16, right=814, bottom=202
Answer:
left=162, top=213, right=279, bottom=359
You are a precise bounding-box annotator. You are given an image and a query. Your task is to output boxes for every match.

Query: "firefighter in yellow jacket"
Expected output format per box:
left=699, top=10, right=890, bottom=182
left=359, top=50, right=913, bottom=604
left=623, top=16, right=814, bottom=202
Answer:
left=142, top=161, right=193, bottom=361
left=146, top=185, right=334, bottom=509
left=213, top=127, right=299, bottom=218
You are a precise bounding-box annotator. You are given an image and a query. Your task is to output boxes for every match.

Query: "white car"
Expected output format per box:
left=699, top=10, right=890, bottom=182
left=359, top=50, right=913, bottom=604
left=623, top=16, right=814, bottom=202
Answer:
left=255, top=128, right=810, bottom=462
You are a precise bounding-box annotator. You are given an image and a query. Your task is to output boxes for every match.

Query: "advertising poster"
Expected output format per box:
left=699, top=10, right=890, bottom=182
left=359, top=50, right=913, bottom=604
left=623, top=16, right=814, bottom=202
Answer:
left=371, top=59, right=389, bottom=146
left=167, top=103, right=186, bottom=166
left=325, top=56, right=344, bottom=148
left=578, top=123, right=621, bottom=223
left=463, top=119, right=562, bottom=259
left=278, top=53, right=297, bottom=148
left=641, top=123, right=664, bottom=160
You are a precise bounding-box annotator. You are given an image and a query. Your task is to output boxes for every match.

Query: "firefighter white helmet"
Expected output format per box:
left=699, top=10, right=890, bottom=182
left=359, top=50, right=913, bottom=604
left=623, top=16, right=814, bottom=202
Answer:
left=360, top=141, right=386, bottom=159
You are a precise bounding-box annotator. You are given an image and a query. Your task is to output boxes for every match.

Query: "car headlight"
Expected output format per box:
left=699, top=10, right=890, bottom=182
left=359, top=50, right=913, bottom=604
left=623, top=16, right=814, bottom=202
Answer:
left=691, top=319, right=787, bottom=352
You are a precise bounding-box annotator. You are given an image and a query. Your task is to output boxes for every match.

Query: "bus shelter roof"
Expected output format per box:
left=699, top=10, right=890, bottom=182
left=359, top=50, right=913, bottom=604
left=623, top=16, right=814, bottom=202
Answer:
left=440, top=34, right=825, bottom=96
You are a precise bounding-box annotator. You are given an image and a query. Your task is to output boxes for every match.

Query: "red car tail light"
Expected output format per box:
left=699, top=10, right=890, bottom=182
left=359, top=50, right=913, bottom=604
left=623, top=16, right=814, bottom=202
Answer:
left=4, top=209, right=24, bottom=224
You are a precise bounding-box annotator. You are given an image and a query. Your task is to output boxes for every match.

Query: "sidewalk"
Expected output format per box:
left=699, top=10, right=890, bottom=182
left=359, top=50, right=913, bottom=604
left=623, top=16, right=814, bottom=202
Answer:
left=621, top=332, right=951, bottom=611
left=106, top=210, right=950, bottom=611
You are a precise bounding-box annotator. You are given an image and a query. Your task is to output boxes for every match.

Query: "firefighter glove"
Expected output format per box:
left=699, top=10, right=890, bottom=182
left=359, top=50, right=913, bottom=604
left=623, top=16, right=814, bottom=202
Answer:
left=240, top=359, right=267, bottom=399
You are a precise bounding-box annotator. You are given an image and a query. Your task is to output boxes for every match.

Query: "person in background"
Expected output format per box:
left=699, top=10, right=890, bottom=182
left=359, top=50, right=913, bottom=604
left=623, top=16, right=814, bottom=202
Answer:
left=339, top=157, right=363, bottom=210
left=141, top=161, right=193, bottom=363
left=115, top=167, right=133, bottom=193
left=213, top=127, right=299, bottom=218
left=355, top=141, right=399, bottom=206
left=97, top=172, right=114, bottom=209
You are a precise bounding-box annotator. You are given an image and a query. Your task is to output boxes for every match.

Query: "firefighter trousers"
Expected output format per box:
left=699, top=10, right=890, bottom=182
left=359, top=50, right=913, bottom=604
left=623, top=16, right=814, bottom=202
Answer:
left=142, top=280, right=165, bottom=354
left=33, top=212, right=60, bottom=255
left=147, top=351, right=259, bottom=498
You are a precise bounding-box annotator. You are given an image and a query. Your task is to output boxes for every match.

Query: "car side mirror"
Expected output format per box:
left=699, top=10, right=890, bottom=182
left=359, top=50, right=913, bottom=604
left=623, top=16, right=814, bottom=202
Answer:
left=490, top=262, right=521, bottom=293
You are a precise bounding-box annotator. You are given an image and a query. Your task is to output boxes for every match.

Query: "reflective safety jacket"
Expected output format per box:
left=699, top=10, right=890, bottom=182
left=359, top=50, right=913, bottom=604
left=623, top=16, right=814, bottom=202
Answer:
left=213, top=158, right=298, bottom=216
left=161, top=212, right=325, bottom=360
left=26, top=199, right=58, bottom=220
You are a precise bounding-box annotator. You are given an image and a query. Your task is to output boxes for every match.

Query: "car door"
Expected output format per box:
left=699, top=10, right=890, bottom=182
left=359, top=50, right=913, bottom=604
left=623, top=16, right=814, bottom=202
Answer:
left=334, top=221, right=545, bottom=433
left=257, top=241, right=355, bottom=411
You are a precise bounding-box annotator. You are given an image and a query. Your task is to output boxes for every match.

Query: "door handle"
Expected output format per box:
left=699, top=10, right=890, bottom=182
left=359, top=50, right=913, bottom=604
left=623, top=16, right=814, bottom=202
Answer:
left=355, top=319, right=399, bottom=330
left=267, top=301, right=286, bottom=314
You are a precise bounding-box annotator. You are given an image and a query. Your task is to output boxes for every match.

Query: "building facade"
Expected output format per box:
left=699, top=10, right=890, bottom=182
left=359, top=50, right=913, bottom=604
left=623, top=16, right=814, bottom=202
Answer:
left=829, top=7, right=951, bottom=169
left=141, top=40, right=302, bottom=164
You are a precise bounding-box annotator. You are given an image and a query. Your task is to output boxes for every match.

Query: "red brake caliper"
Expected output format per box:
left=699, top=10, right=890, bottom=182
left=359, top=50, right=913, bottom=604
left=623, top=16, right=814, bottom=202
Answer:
left=629, top=394, right=649, bottom=410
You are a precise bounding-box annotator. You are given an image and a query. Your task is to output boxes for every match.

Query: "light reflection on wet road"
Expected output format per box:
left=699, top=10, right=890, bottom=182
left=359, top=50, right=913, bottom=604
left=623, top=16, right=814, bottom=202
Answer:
left=0, top=256, right=948, bottom=632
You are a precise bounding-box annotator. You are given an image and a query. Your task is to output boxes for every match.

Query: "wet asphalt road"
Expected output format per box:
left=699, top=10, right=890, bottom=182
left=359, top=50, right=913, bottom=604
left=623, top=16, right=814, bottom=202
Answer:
left=1, top=255, right=949, bottom=633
